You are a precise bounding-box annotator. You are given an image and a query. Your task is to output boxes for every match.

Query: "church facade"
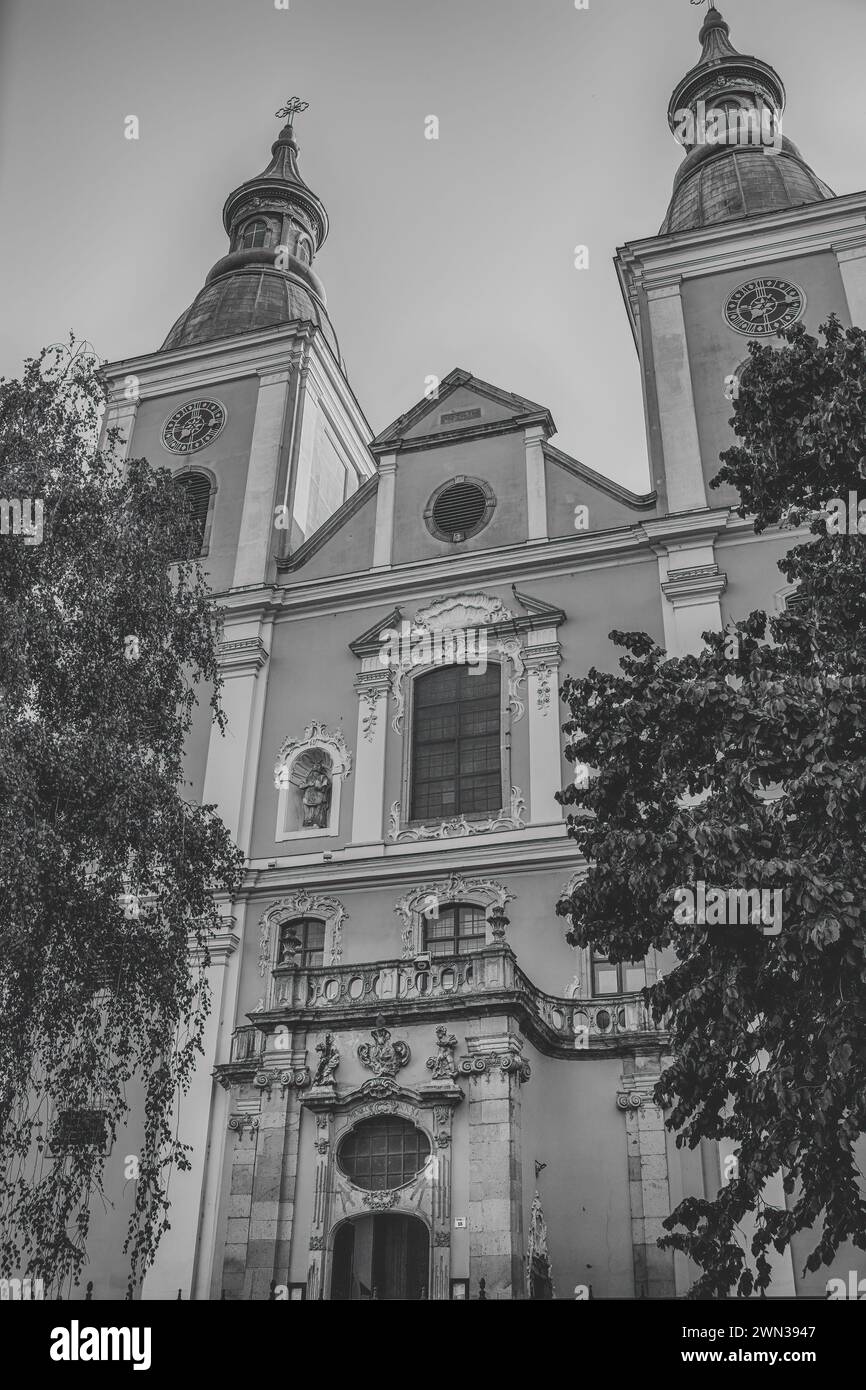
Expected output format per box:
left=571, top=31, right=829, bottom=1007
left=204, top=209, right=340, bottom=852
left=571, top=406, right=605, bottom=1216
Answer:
left=89, top=9, right=866, bottom=1299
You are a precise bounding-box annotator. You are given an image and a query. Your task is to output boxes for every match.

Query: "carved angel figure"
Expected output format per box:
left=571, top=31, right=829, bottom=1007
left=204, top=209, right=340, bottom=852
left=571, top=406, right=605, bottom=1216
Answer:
left=313, top=1033, right=340, bottom=1087
left=426, top=1024, right=459, bottom=1081
left=357, top=1017, right=410, bottom=1077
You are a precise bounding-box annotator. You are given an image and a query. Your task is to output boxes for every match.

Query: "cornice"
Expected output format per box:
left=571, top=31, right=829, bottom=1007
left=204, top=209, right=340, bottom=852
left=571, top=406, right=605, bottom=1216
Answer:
left=544, top=443, right=657, bottom=511
left=616, top=190, right=866, bottom=343
left=241, top=828, right=576, bottom=895
left=370, top=412, right=553, bottom=459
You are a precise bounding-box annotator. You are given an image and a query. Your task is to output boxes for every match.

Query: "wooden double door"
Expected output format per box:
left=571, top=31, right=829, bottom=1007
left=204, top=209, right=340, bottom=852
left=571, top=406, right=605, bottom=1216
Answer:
left=331, top=1214, right=429, bottom=1301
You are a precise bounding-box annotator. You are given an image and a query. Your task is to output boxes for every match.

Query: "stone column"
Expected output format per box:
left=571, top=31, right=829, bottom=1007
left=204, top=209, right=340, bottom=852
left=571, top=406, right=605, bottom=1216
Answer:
left=420, top=1085, right=463, bottom=1300
left=350, top=661, right=391, bottom=845
left=618, top=1055, right=676, bottom=1299
left=524, top=425, right=548, bottom=541
left=462, top=1026, right=529, bottom=1299
left=304, top=1098, right=336, bottom=1300
left=243, top=1066, right=305, bottom=1299
left=232, top=366, right=293, bottom=589
left=372, top=453, right=397, bottom=567
left=836, top=245, right=866, bottom=328
left=646, top=280, right=707, bottom=514
left=522, top=630, right=563, bottom=825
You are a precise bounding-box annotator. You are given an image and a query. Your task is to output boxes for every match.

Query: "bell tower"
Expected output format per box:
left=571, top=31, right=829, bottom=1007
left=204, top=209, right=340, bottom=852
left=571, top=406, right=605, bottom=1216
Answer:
left=101, top=98, right=375, bottom=593
left=615, top=4, right=866, bottom=654
left=616, top=5, right=866, bottom=517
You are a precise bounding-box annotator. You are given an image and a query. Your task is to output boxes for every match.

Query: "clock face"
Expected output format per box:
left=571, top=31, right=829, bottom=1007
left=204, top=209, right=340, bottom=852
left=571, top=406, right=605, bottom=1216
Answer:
left=161, top=399, right=226, bottom=454
left=724, top=278, right=805, bottom=337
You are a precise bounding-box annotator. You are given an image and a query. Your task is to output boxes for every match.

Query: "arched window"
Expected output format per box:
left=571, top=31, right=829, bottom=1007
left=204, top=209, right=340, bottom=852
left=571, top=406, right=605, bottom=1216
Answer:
left=423, top=902, right=487, bottom=958
left=240, top=219, right=271, bottom=250
left=173, top=471, right=212, bottom=557
left=410, top=664, right=501, bottom=821
left=338, top=1116, right=430, bottom=1191
left=278, top=917, right=325, bottom=969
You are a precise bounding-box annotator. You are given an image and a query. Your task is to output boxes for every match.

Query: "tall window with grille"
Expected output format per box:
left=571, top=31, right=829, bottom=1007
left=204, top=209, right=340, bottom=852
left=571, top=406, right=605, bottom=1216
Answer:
left=278, top=918, right=325, bottom=969
left=410, top=664, right=501, bottom=821
left=173, top=471, right=211, bottom=557
left=591, top=951, right=646, bottom=996
left=423, top=902, right=487, bottom=959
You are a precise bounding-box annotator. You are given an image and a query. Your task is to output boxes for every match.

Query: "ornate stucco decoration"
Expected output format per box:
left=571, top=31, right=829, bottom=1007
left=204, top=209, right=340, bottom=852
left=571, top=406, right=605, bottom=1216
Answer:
left=258, top=892, right=348, bottom=976
left=394, top=875, right=516, bottom=958
left=361, top=1189, right=400, bottom=1212
left=388, top=787, right=526, bottom=844
left=357, top=1018, right=410, bottom=1078
left=388, top=592, right=527, bottom=732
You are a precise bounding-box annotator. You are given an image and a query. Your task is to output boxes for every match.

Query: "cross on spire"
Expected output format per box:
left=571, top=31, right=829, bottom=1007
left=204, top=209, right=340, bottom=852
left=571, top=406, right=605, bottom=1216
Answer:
left=275, top=97, right=309, bottom=123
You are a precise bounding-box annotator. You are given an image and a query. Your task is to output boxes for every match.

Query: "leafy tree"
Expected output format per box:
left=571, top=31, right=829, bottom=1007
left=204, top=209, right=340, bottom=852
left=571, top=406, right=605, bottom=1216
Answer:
left=557, top=316, right=866, bottom=1297
left=0, top=342, right=243, bottom=1296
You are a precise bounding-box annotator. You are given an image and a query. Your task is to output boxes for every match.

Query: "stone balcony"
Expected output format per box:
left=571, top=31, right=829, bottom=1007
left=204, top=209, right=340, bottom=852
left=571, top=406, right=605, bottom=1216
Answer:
left=225, top=944, right=661, bottom=1074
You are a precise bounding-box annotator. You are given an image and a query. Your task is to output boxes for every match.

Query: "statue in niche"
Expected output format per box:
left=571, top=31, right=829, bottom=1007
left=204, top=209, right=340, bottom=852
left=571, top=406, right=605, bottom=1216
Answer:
left=426, top=1025, right=459, bottom=1081
left=313, top=1033, right=340, bottom=1087
left=301, top=759, right=331, bottom=829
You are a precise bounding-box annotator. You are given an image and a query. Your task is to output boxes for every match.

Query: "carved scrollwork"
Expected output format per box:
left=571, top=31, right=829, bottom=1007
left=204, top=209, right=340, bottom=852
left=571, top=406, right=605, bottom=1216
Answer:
left=434, top=1230, right=451, bottom=1247
left=361, top=1189, right=400, bottom=1212
left=457, top=1052, right=531, bottom=1083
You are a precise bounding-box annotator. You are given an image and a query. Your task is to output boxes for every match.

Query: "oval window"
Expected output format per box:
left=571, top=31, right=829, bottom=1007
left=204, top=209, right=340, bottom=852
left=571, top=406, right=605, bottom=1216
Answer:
left=337, top=1116, right=431, bottom=1192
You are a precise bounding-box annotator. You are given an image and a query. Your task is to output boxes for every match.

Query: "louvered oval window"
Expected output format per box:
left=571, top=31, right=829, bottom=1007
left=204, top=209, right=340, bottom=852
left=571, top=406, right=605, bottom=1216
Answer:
left=174, top=472, right=211, bottom=557
left=425, top=476, right=494, bottom=543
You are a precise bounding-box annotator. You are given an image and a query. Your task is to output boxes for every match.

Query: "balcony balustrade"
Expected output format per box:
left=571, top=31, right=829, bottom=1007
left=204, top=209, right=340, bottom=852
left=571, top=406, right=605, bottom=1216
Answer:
left=226, top=947, right=658, bottom=1063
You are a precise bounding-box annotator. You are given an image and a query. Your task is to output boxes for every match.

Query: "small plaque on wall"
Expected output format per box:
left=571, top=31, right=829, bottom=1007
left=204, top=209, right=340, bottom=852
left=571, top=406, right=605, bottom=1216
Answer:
left=453, top=1217, right=467, bottom=1229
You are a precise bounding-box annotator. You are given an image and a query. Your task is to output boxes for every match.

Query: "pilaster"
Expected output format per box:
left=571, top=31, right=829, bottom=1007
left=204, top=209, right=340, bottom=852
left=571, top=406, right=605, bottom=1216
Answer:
left=619, top=1055, right=676, bottom=1299
left=646, top=279, right=707, bottom=513
left=372, top=453, right=397, bottom=567
left=350, top=659, right=391, bottom=845
left=524, top=426, right=548, bottom=541
left=464, top=1025, right=529, bottom=1299
left=232, top=366, right=293, bottom=588
left=523, top=629, right=563, bottom=825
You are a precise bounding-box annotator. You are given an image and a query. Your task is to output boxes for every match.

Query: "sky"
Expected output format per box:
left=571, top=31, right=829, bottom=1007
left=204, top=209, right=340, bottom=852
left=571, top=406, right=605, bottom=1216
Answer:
left=1, top=0, right=865, bottom=494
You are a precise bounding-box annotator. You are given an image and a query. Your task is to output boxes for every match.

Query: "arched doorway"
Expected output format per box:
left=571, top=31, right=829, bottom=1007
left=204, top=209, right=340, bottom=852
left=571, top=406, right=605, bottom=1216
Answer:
left=331, top=1215, right=429, bottom=1301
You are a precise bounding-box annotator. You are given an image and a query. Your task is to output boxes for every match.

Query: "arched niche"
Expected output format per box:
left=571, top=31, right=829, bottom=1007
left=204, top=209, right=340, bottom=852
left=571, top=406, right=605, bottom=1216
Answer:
left=273, top=721, right=352, bottom=842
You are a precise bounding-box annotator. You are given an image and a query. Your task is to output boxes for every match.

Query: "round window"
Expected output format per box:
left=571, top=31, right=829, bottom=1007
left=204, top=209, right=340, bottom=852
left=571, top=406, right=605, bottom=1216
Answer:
left=338, top=1116, right=431, bottom=1191
left=425, top=476, right=495, bottom=543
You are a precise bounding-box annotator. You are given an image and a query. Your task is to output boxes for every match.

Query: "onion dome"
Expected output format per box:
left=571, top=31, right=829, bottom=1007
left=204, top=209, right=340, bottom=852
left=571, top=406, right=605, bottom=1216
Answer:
left=162, top=99, right=342, bottom=361
left=660, top=6, right=833, bottom=235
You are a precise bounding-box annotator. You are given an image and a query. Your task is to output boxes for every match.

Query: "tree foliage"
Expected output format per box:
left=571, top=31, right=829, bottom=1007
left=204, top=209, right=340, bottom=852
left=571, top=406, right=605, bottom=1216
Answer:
left=0, top=343, right=243, bottom=1295
left=558, top=317, right=866, bottom=1296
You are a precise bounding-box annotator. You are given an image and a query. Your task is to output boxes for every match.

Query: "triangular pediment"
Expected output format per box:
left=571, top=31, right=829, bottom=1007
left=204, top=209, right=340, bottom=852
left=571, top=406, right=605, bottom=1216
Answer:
left=372, top=368, right=555, bottom=455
